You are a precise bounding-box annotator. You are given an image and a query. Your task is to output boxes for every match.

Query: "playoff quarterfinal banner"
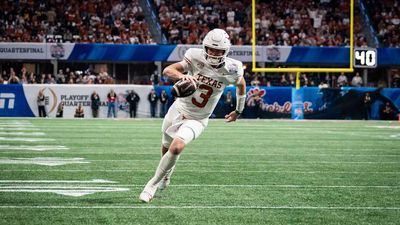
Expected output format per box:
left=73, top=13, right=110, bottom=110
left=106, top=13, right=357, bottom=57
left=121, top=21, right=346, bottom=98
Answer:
left=1, top=43, right=400, bottom=65
left=166, top=44, right=292, bottom=63
left=0, top=43, right=354, bottom=64
left=0, top=84, right=154, bottom=118
left=0, top=43, right=74, bottom=60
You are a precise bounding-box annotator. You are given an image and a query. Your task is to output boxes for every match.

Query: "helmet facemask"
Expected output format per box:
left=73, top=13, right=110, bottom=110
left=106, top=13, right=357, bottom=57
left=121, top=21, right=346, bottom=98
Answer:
left=203, top=46, right=227, bottom=66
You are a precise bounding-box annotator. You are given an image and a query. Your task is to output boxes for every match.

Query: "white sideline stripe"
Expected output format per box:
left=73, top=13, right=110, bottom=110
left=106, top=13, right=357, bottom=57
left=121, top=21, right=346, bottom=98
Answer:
left=1, top=169, right=399, bottom=174
left=81, top=184, right=400, bottom=189
left=0, top=121, right=31, bottom=124
left=0, top=179, right=115, bottom=183
left=0, top=148, right=398, bottom=154
left=0, top=188, right=129, bottom=197
left=368, top=126, right=400, bottom=129
left=0, top=205, right=398, bottom=210
left=0, top=124, right=34, bottom=128
left=0, top=151, right=399, bottom=157
left=1, top=183, right=398, bottom=188
left=0, top=132, right=46, bottom=136
left=0, top=186, right=127, bottom=190
left=83, top=159, right=400, bottom=164
left=0, top=145, right=68, bottom=151
left=0, top=137, right=55, bottom=142
left=0, top=127, right=40, bottom=131
left=0, top=157, right=90, bottom=166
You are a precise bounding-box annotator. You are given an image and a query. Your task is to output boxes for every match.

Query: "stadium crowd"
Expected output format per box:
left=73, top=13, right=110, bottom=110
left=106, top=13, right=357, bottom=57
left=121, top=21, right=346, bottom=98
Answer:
left=0, top=0, right=154, bottom=44
left=154, top=0, right=252, bottom=45
left=155, top=0, right=365, bottom=47
left=0, top=67, right=114, bottom=84
left=366, top=0, right=400, bottom=47
left=0, top=0, right=394, bottom=47
left=255, top=0, right=353, bottom=46
left=0, top=0, right=397, bottom=88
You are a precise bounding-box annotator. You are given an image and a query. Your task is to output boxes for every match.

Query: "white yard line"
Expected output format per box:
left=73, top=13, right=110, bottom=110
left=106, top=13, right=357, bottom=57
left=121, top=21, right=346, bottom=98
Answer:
left=0, top=124, right=34, bottom=128
left=0, top=179, right=115, bottom=183
left=0, top=132, right=46, bottom=136
left=0, top=127, right=40, bottom=131
left=0, top=183, right=398, bottom=189
left=72, top=159, right=400, bottom=164
left=0, top=157, right=90, bottom=166
left=0, top=151, right=397, bottom=156
left=1, top=169, right=399, bottom=174
left=67, top=184, right=400, bottom=189
left=0, top=145, right=68, bottom=151
left=0, top=137, right=55, bottom=142
left=0, top=205, right=398, bottom=210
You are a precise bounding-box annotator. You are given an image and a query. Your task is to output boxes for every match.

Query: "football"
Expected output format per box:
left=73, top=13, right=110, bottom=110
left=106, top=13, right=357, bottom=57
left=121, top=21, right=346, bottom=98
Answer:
left=171, top=79, right=198, bottom=97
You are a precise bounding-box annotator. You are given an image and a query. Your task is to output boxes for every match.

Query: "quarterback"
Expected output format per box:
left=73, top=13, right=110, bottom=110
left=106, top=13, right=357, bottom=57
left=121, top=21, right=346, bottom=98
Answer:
left=139, top=28, right=247, bottom=203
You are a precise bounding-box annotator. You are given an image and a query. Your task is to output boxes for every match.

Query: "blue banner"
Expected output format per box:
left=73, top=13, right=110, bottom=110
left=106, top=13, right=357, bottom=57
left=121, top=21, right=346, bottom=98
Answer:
left=68, top=44, right=176, bottom=61
left=301, top=87, right=400, bottom=120
left=2, top=43, right=400, bottom=66
left=154, top=86, right=400, bottom=120
left=287, top=47, right=350, bottom=65
left=0, top=84, right=34, bottom=117
left=377, top=48, right=400, bottom=65
left=1, top=84, right=399, bottom=120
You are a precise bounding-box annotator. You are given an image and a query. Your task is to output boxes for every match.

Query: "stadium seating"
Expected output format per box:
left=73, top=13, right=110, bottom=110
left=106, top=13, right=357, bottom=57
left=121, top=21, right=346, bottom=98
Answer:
left=365, top=0, right=400, bottom=47
left=0, top=0, right=395, bottom=87
left=0, top=0, right=154, bottom=44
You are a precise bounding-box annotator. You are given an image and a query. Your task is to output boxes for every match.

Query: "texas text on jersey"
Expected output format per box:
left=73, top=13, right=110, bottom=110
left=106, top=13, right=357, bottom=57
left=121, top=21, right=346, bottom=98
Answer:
left=175, top=48, right=244, bottom=120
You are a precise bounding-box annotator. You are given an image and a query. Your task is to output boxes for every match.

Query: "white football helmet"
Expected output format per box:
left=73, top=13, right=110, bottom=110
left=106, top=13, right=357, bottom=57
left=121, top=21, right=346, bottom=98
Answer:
left=202, top=29, right=231, bottom=66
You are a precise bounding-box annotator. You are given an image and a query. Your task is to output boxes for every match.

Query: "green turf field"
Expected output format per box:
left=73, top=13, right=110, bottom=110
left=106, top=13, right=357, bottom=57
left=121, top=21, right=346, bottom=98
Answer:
left=0, top=118, right=399, bottom=225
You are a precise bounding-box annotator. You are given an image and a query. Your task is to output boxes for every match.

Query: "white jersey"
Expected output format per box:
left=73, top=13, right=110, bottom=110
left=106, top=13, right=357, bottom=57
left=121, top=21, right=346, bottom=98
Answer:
left=175, top=48, right=243, bottom=119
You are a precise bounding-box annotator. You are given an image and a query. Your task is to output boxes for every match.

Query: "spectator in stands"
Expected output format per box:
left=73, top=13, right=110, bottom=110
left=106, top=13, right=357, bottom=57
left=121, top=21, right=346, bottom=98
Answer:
left=2, top=70, right=9, bottom=83
left=159, top=89, right=168, bottom=118
left=150, top=71, right=160, bottom=86
left=126, top=90, right=140, bottom=118
left=288, top=74, right=295, bottom=87
left=380, top=102, right=396, bottom=120
left=368, top=0, right=400, bottom=47
left=91, top=91, right=101, bottom=118
left=351, top=72, right=363, bottom=87
left=318, top=81, right=329, bottom=89
left=98, top=67, right=109, bottom=83
left=280, top=75, right=288, bottom=86
left=107, top=89, right=117, bottom=118
left=301, top=74, right=309, bottom=87
left=255, top=0, right=352, bottom=47
left=148, top=89, right=158, bottom=118
left=250, top=88, right=263, bottom=119
left=37, top=90, right=46, bottom=117
left=28, top=72, right=36, bottom=84
left=223, top=90, right=235, bottom=116
left=0, top=0, right=153, bottom=44
left=20, top=73, right=28, bottom=84
left=74, top=103, right=85, bottom=118
left=337, top=72, right=348, bottom=87
left=392, top=73, right=400, bottom=88
left=363, top=92, right=372, bottom=120
left=8, top=70, right=20, bottom=84
left=250, top=75, right=260, bottom=87
left=56, top=103, right=64, bottom=118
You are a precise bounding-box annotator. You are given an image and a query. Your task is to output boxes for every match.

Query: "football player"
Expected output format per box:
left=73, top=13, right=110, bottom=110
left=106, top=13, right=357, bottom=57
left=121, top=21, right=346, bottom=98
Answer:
left=139, top=28, right=247, bottom=203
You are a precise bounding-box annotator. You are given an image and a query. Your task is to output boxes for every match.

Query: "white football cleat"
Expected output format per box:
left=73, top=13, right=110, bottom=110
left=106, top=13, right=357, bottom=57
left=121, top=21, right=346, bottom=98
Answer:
left=158, top=176, right=170, bottom=190
left=139, top=185, right=157, bottom=203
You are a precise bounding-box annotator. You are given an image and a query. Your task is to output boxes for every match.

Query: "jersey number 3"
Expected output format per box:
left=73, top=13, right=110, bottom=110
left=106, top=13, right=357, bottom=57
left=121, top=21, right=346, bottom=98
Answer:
left=192, top=84, right=213, bottom=108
